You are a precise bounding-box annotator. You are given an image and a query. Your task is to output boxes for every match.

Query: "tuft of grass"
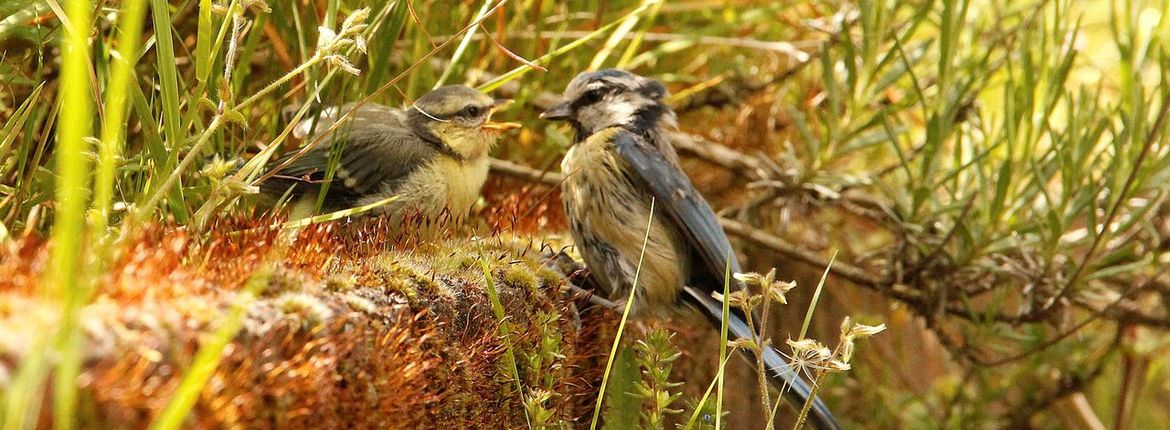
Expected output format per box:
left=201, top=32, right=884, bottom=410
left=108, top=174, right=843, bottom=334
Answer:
left=478, top=1, right=660, bottom=93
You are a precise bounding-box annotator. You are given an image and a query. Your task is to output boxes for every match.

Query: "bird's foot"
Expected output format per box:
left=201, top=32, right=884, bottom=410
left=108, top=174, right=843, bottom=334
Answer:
left=569, top=285, right=623, bottom=312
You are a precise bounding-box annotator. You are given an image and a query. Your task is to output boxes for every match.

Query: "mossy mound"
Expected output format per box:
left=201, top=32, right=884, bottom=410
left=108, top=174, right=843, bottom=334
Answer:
left=0, top=221, right=612, bottom=429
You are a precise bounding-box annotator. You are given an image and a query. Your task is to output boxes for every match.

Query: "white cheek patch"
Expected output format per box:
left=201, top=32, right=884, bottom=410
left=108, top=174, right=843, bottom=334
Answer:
left=604, top=95, right=649, bottom=126
left=607, top=99, right=638, bottom=122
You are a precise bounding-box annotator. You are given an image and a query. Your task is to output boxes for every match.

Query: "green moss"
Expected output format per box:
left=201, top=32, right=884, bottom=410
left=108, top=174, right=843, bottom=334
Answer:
left=369, top=255, right=443, bottom=301
left=274, top=292, right=334, bottom=327
left=262, top=268, right=305, bottom=296
left=501, top=264, right=539, bottom=291
left=432, top=250, right=479, bottom=274
left=534, top=265, right=565, bottom=289
left=322, top=273, right=356, bottom=292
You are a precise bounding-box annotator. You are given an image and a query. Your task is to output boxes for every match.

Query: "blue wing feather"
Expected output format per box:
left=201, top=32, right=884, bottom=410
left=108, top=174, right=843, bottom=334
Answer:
left=610, top=130, right=743, bottom=292
left=612, top=129, right=840, bottom=430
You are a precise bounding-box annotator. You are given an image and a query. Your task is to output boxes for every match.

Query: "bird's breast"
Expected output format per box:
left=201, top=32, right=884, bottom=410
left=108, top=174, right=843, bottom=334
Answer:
left=562, top=132, right=688, bottom=310
left=367, top=154, right=489, bottom=222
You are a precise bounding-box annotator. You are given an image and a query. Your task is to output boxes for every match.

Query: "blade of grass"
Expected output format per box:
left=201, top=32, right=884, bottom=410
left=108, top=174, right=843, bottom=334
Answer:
left=195, top=0, right=212, bottom=84
left=147, top=0, right=189, bottom=222
left=478, top=0, right=658, bottom=93
left=590, top=198, right=655, bottom=430
left=475, top=243, right=531, bottom=429
left=92, top=0, right=149, bottom=235
left=434, top=0, right=494, bottom=88
left=278, top=195, right=400, bottom=229
left=149, top=267, right=267, bottom=430
left=588, top=0, right=658, bottom=69
left=681, top=348, right=736, bottom=430
left=615, top=0, right=663, bottom=67
left=799, top=250, right=837, bottom=339
left=0, top=83, right=43, bottom=163
left=600, top=346, right=640, bottom=429
left=715, top=255, right=731, bottom=430
left=49, top=0, right=95, bottom=427
left=2, top=335, right=51, bottom=430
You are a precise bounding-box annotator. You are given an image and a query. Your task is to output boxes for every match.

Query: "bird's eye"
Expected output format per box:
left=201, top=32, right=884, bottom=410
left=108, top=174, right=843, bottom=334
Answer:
left=582, top=88, right=607, bottom=104
left=463, top=106, right=482, bottom=117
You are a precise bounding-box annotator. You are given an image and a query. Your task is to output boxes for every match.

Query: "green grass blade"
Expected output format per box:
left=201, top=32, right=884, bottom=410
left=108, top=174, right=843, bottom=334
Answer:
left=600, top=346, right=640, bottom=429
left=588, top=0, right=656, bottom=69
left=0, top=83, right=43, bottom=163
left=195, top=0, right=212, bottom=84
left=278, top=196, right=400, bottom=229
left=434, top=0, right=494, bottom=88
left=92, top=0, right=149, bottom=234
left=682, top=348, right=735, bottom=430
left=478, top=1, right=658, bottom=93
left=48, top=0, right=96, bottom=428
left=615, top=0, right=662, bottom=67
left=475, top=244, right=532, bottom=428
left=149, top=269, right=266, bottom=430
left=715, top=255, right=731, bottom=430
left=799, top=250, right=837, bottom=340
left=590, top=198, right=655, bottom=430
left=146, top=0, right=189, bottom=222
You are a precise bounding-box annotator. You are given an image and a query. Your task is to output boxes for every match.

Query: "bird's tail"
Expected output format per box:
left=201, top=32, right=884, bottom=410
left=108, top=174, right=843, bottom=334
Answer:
left=682, top=286, right=840, bottom=430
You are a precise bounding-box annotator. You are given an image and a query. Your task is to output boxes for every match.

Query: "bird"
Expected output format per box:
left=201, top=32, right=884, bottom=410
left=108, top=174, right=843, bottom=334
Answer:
left=542, top=69, right=839, bottom=430
left=257, top=85, right=519, bottom=231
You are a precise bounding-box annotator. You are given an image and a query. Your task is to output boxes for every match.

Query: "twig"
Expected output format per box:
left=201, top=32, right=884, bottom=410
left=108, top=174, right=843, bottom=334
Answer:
left=490, top=158, right=561, bottom=186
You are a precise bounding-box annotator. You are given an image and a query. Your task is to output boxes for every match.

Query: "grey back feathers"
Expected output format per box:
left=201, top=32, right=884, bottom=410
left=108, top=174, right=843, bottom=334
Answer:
left=261, top=103, right=442, bottom=209
left=258, top=85, right=501, bottom=214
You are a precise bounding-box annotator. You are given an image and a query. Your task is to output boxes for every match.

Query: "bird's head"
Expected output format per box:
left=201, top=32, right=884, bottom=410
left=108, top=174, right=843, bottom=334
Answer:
left=541, top=69, right=674, bottom=141
left=410, top=85, right=519, bottom=157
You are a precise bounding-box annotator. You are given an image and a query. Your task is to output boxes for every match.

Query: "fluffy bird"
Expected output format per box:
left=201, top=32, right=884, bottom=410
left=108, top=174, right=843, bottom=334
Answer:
left=543, top=69, right=839, bottom=430
left=259, top=85, right=519, bottom=228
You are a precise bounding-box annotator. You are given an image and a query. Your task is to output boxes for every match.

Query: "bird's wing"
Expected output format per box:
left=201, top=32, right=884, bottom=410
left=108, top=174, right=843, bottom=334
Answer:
left=611, top=129, right=743, bottom=291
left=285, top=102, right=409, bottom=139
left=262, top=104, right=438, bottom=204
left=613, top=129, right=839, bottom=430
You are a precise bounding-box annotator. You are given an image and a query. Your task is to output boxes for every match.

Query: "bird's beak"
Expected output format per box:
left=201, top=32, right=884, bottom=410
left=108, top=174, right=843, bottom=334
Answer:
left=482, top=121, right=521, bottom=131
left=540, top=102, right=572, bottom=121
left=482, top=99, right=521, bottom=131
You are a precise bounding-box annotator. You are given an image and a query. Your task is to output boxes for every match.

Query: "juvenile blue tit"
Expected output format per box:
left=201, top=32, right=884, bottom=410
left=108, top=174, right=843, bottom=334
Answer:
left=543, top=69, right=838, bottom=430
left=259, top=85, right=519, bottom=228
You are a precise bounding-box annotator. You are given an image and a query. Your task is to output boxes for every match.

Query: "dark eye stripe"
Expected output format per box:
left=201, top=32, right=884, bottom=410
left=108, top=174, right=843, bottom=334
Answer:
left=430, top=104, right=489, bottom=120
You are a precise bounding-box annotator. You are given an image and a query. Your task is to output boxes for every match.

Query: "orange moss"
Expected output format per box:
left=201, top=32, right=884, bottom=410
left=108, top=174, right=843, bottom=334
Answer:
left=0, top=218, right=606, bottom=429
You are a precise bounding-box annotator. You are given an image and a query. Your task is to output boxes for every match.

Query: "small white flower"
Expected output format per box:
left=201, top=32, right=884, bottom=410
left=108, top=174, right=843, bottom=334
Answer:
left=355, top=35, right=367, bottom=54
left=317, top=26, right=337, bottom=50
